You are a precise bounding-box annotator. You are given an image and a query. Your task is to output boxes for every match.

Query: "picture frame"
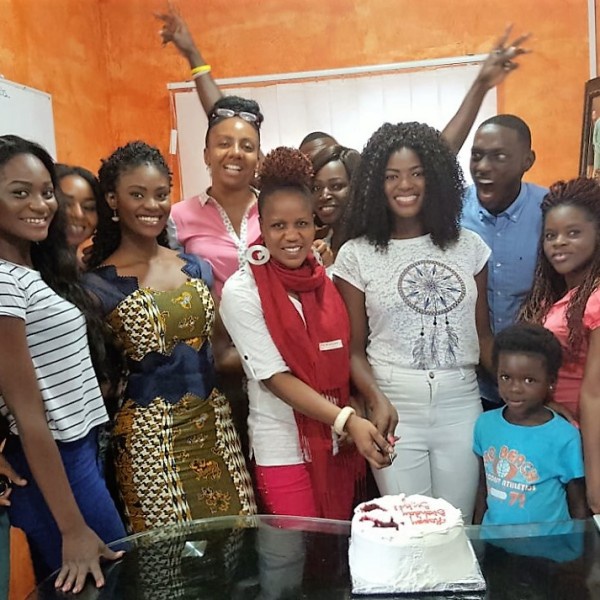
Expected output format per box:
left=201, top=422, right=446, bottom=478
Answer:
left=579, top=76, right=600, bottom=178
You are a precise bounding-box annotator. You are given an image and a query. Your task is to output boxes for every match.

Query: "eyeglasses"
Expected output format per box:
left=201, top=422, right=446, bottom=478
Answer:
left=208, top=107, right=263, bottom=128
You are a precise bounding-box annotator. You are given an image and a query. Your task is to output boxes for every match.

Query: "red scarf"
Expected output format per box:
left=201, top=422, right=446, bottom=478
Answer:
left=249, top=238, right=365, bottom=519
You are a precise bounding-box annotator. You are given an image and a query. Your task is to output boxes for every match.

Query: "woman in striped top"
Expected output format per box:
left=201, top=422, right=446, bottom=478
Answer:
left=0, top=135, right=125, bottom=593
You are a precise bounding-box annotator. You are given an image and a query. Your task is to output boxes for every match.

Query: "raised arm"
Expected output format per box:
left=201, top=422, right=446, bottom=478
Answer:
left=334, top=277, right=398, bottom=440
left=157, top=4, right=223, bottom=115
left=578, top=328, right=600, bottom=513
left=0, top=317, right=122, bottom=594
left=441, top=26, right=531, bottom=154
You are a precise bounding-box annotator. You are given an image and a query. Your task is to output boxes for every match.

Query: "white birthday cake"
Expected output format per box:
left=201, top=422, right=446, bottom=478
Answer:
left=349, top=494, right=485, bottom=594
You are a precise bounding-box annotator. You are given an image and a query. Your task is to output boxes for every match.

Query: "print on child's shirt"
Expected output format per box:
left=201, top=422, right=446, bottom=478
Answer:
left=483, top=444, right=539, bottom=510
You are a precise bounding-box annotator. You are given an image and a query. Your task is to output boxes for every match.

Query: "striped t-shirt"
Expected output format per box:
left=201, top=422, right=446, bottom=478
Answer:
left=0, top=261, right=107, bottom=442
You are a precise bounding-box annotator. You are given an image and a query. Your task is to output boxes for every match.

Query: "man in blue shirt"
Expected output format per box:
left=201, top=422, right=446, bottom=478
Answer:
left=462, top=115, right=547, bottom=408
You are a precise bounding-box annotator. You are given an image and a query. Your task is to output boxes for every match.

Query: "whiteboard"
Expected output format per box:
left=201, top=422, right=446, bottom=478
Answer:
left=170, top=63, right=496, bottom=200
left=0, top=78, right=56, bottom=158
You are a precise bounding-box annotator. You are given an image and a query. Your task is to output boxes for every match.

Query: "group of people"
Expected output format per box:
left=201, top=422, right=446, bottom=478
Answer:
left=0, top=8, right=598, bottom=598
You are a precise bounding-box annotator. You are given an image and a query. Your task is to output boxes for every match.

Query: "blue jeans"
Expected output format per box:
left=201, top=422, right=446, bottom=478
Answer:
left=4, top=429, right=126, bottom=583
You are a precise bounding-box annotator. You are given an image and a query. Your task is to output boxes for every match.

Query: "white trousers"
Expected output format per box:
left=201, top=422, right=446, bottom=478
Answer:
left=371, top=365, right=481, bottom=523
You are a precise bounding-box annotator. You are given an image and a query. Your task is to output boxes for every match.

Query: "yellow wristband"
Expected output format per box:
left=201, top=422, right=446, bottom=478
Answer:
left=191, top=64, right=211, bottom=76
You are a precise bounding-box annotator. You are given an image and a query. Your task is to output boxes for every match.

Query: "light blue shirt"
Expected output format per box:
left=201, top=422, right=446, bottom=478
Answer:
left=462, top=182, right=547, bottom=403
left=473, top=408, right=584, bottom=525
left=462, top=182, right=547, bottom=332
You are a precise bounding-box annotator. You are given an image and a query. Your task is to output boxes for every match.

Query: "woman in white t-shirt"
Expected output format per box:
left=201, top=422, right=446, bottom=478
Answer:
left=0, top=136, right=125, bottom=592
left=334, top=122, right=494, bottom=522
left=220, top=147, right=394, bottom=520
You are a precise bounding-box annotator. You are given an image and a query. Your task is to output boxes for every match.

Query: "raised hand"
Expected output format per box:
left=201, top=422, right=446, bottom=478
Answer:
left=477, top=25, right=531, bottom=90
left=156, top=2, right=198, bottom=58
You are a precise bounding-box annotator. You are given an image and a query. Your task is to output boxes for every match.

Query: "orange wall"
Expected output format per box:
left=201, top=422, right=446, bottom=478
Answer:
left=100, top=0, right=590, bottom=190
left=0, top=0, right=591, bottom=188
left=0, top=0, right=113, bottom=172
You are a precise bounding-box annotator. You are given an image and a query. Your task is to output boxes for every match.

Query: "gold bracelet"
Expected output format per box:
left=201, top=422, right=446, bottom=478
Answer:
left=191, top=64, right=211, bottom=76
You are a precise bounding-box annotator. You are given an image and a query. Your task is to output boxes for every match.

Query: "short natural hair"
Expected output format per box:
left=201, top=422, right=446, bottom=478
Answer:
left=477, top=114, right=532, bottom=148
left=493, top=323, right=563, bottom=381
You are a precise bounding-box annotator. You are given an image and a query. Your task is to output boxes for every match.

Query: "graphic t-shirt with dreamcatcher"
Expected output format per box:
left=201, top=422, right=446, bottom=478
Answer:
left=334, top=230, right=491, bottom=370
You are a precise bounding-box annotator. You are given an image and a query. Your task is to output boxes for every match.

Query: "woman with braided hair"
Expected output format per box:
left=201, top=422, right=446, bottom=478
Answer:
left=520, top=177, right=600, bottom=512
left=84, top=141, right=256, bottom=533
left=220, top=147, right=393, bottom=519
left=334, top=122, right=494, bottom=522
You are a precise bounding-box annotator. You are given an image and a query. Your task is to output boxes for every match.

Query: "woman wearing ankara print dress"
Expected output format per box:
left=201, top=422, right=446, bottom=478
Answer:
left=85, top=141, right=255, bottom=533
left=334, top=122, right=494, bottom=523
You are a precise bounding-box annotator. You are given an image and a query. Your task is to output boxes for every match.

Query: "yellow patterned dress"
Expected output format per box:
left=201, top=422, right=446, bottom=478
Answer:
left=87, top=254, right=256, bottom=533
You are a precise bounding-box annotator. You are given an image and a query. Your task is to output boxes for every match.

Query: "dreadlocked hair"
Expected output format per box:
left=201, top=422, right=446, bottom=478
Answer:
left=0, top=135, right=110, bottom=380
left=340, top=122, right=464, bottom=251
left=87, top=141, right=172, bottom=269
left=257, top=147, right=314, bottom=216
left=519, top=177, right=600, bottom=360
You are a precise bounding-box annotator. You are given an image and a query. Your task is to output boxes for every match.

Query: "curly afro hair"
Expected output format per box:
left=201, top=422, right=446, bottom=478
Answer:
left=86, top=141, right=171, bottom=269
left=520, top=177, right=600, bottom=359
left=341, top=121, right=464, bottom=251
left=257, top=147, right=314, bottom=216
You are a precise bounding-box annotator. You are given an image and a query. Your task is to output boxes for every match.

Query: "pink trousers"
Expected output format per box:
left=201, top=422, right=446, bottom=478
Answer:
left=255, top=463, right=318, bottom=517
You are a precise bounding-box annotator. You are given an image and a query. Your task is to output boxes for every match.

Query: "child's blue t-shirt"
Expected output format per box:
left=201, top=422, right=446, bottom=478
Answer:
left=473, top=407, right=584, bottom=525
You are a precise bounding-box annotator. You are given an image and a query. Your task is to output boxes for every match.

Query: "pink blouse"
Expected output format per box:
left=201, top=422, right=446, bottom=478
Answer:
left=543, top=287, right=600, bottom=418
left=168, top=190, right=260, bottom=298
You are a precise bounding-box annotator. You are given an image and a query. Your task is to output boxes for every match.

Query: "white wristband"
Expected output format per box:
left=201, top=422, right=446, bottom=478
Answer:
left=333, top=406, right=356, bottom=436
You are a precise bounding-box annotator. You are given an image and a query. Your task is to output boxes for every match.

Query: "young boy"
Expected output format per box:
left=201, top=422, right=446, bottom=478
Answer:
left=473, top=323, right=587, bottom=525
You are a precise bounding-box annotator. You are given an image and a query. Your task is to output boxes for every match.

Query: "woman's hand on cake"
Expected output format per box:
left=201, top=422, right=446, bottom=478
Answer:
left=345, top=415, right=396, bottom=469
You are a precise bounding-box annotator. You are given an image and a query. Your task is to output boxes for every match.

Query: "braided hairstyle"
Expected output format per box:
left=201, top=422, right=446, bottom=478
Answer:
left=520, top=177, right=600, bottom=359
left=87, top=141, right=172, bottom=269
left=341, top=122, right=464, bottom=250
left=257, top=146, right=314, bottom=216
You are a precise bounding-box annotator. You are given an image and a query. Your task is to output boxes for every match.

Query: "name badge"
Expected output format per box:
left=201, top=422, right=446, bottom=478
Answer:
left=319, top=339, right=343, bottom=351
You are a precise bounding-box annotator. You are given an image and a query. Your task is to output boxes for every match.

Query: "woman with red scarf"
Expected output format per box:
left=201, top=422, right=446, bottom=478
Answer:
left=220, top=147, right=394, bottom=519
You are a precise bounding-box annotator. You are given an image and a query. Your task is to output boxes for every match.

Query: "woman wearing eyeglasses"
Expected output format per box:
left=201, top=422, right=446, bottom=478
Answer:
left=168, top=96, right=263, bottom=299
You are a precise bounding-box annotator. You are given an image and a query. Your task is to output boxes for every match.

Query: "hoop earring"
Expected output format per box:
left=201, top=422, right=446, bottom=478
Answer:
left=111, top=209, right=120, bottom=223
left=246, top=244, right=270, bottom=266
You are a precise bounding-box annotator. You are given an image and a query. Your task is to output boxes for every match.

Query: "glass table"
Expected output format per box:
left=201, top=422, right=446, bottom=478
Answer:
left=31, top=515, right=600, bottom=599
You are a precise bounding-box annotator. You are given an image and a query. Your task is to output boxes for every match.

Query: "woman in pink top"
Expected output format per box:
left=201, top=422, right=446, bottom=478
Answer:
left=168, top=95, right=263, bottom=298
left=521, top=177, right=600, bottom=512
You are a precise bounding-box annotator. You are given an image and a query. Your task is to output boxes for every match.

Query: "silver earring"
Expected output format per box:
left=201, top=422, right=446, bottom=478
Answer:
left=111, top=209, right=120, bottom=223
left=246, top=244, right=270, bottom=266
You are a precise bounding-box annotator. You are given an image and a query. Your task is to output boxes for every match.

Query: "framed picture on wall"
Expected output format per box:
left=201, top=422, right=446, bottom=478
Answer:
left=580, top=76, right=600, bottom=178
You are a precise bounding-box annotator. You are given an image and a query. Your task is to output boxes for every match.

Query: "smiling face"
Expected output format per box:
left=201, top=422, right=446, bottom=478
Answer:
left=59, top=174, right=98, bottom=248
left=204, top=117, right=259, bottom=191
left=384, top=147, right=426, bottom=237
left=497, top=352, right=553, bottom=425
left=312, top=160, right=350, bottom=226
left=0, top=153, right=57, bottom=260
left=260, top=189, right=315, bottom=269
left=470, top=124, right=534, bottom=215
left=543, top=204, right=598, bottom=289
left=107, top=164, right=171, bottom=240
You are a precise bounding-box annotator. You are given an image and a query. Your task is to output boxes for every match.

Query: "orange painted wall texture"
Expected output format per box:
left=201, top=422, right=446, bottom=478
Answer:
left=0, top=0, right=592, bottom=190
left=0, top=0, right=592, bottom=595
